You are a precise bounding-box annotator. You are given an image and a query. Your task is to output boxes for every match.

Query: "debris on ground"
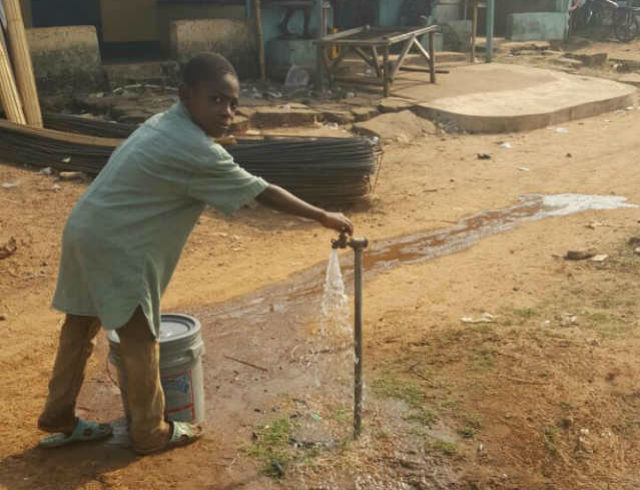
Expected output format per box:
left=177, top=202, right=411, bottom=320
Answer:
left=1, top=181, right=19, bottom=189
left=499, top=142, right=512, bottom=149
left=58, top=171, right=86, bottom=182
left=38, top=167, right=54, bottom=176
left=560, top=313, right=579, bottom=327
left=460, top=312, right=495, bottom=324
left=628, top=237, right=640, bottom=247
left=0, top=237, right=17, bottom=260
left=590, top=254, right=608, bottom=262
left=477, top=153, right=491, bottom=160
left=564, top=249, right=596, bottom=260
left=353, top=110, right=436, bottom=143
left=586, top=221, right=605, bottom=229
left=517, top=167, right=530, bottom=172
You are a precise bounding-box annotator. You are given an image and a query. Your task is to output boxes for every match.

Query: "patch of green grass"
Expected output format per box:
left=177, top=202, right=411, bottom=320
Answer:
left=470, top=323, right=495, bottom=334
left=330, top=405, right=351, bottom=423
left=594, top=296, right=635, bottom=309
left=470, top=347, right=498, bottom=371
left=409, top=425, right=430, bottom=438
left=543, top=426, right=558, bottom=455
left=406, top=408, right=438, bottom=427
left=512, top=308, right=538, bottom=320
left=584, top=311, right=635, bottom=339
left=440, top=398, right=460, bottom=410
left=371, top=374, right=424, bottom=409
left=375, top=428, right=392, bottom=440
left=246, top=418, right=295, bottom=478
left=558, top=400, right=574, bottom=411
left=458, top=415, right=482, bottom=439
left=426, top=438, right=458, bottom=457
left=458, top=426, right=477, bottom=439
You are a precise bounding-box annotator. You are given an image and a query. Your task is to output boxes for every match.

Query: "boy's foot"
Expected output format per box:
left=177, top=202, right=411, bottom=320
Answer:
left=38, top=419, right=113, bottom=448
left=134, top=421, right=203, bottom=455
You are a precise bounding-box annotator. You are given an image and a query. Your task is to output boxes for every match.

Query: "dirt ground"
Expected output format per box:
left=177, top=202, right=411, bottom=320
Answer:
left=2, top=44, right=640, bottom=489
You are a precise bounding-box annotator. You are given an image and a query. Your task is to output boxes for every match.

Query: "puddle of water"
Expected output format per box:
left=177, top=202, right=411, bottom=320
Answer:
left=541, top=193, right=637, bottom=216
left=194, top=193, right=637, bottom=410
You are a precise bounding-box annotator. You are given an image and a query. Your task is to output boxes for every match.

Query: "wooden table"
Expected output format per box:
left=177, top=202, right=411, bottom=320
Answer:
left=314, top=24, right=441, bottom=97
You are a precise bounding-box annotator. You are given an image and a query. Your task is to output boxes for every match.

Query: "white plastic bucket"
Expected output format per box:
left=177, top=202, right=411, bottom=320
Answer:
left=107, top=313, right=205, bottom=424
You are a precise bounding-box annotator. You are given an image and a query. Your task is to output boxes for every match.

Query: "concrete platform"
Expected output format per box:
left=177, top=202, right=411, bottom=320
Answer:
left=388, top=63, right=636, bottom=133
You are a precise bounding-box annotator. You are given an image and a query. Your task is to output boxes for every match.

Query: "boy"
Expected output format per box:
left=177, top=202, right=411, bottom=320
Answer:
left=37, top=52, right=353, bottom=454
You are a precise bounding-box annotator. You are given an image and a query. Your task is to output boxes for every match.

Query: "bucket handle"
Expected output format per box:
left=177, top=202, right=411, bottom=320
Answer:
left=188, top=344, right=205, bottom=360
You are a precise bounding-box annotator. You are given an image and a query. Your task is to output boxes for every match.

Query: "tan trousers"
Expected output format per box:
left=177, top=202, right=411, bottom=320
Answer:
left=38, top=307, right=171, bottom=452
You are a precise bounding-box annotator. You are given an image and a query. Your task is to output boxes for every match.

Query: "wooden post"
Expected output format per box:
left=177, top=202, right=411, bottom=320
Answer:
left=253, top=0, right=265, bottom=80
left=390, top=37, right=414, bottom=81
left=0, top=27, right=26, bottom=125
left=382, top=45, right=390, bottom=96
left=4, top=0, right=41, bottom=127
left=428, top=31, right=436, bottom=83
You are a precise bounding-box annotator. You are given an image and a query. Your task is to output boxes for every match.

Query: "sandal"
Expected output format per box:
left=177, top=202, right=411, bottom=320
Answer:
left=38, top=419, right=113, bottom=448
left=135, top=421, right=203, bottom=455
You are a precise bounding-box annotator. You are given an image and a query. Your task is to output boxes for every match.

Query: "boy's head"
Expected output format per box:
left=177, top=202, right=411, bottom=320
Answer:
left=179, top=53, right=239, bottom=138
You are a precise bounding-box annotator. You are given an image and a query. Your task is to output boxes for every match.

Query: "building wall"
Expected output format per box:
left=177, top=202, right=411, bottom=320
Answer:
left=20, top=0, right=32, bottom=26
left=158, top=4, right=245, bottom=52
left=27, top=25, right=104, bottom=94
left=101, top=0, right=157, bottom=42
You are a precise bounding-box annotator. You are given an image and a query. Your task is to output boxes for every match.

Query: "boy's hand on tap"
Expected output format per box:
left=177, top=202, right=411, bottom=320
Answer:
left=321, top=211, right=354, bottom=235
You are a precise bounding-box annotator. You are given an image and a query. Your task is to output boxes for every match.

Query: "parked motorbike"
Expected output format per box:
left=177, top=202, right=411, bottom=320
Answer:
left=568, top=0, right=639, bottom=42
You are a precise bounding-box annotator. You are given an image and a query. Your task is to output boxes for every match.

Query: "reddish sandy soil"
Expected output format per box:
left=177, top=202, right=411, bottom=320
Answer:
left=2, top=51, right=640, bottom=489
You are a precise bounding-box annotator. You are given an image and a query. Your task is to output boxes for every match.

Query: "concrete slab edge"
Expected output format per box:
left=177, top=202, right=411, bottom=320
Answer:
left=410, top=92, right=636, bottom=133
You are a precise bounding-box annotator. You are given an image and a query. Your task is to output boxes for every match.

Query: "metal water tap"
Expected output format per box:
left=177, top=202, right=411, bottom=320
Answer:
left=331, top=230, right=349, bottom=249
left=331, top=230, right=369, bottom=250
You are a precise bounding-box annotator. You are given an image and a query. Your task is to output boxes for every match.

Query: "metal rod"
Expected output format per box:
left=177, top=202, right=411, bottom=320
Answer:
left=315, top=0, right=325, bottom=89
left=471, top=0, right=478, bottom=63
left=486, top=0, right=495, bottom=63
left=353, top=245, right=363, bottom=439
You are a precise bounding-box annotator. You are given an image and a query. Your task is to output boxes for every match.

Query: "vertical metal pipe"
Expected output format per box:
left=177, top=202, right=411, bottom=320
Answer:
left=353, top=246, right=363, bottom=439
left=316, top=0, right=325, bottom=89
left=486, top=0, right=495, bottom=63
left=471, top=0, right=478, bottom=63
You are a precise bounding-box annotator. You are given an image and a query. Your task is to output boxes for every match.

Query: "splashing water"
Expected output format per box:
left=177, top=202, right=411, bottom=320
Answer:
left=300, top=248, right=355, bottom=398
left=320, top=249, right=351, bottom=340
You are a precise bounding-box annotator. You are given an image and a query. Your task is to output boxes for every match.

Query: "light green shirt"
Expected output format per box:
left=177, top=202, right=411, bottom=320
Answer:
left=52, top=102, right=268, bottom=336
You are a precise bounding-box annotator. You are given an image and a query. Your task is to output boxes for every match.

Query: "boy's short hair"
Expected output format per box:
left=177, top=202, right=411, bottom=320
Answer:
left=182, top=53, right=238, bottom=87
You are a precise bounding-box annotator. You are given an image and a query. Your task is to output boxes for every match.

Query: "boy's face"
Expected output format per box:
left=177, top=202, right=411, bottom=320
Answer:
left=180, top=73, right=240, bottom=138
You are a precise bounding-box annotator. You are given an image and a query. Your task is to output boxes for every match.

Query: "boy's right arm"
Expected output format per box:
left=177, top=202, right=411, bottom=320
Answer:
left=255, top=184, right=354, bottom=234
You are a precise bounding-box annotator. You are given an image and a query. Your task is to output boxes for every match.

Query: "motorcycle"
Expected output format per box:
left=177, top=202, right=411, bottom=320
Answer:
left=569, top=0, right=639, bottom=42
